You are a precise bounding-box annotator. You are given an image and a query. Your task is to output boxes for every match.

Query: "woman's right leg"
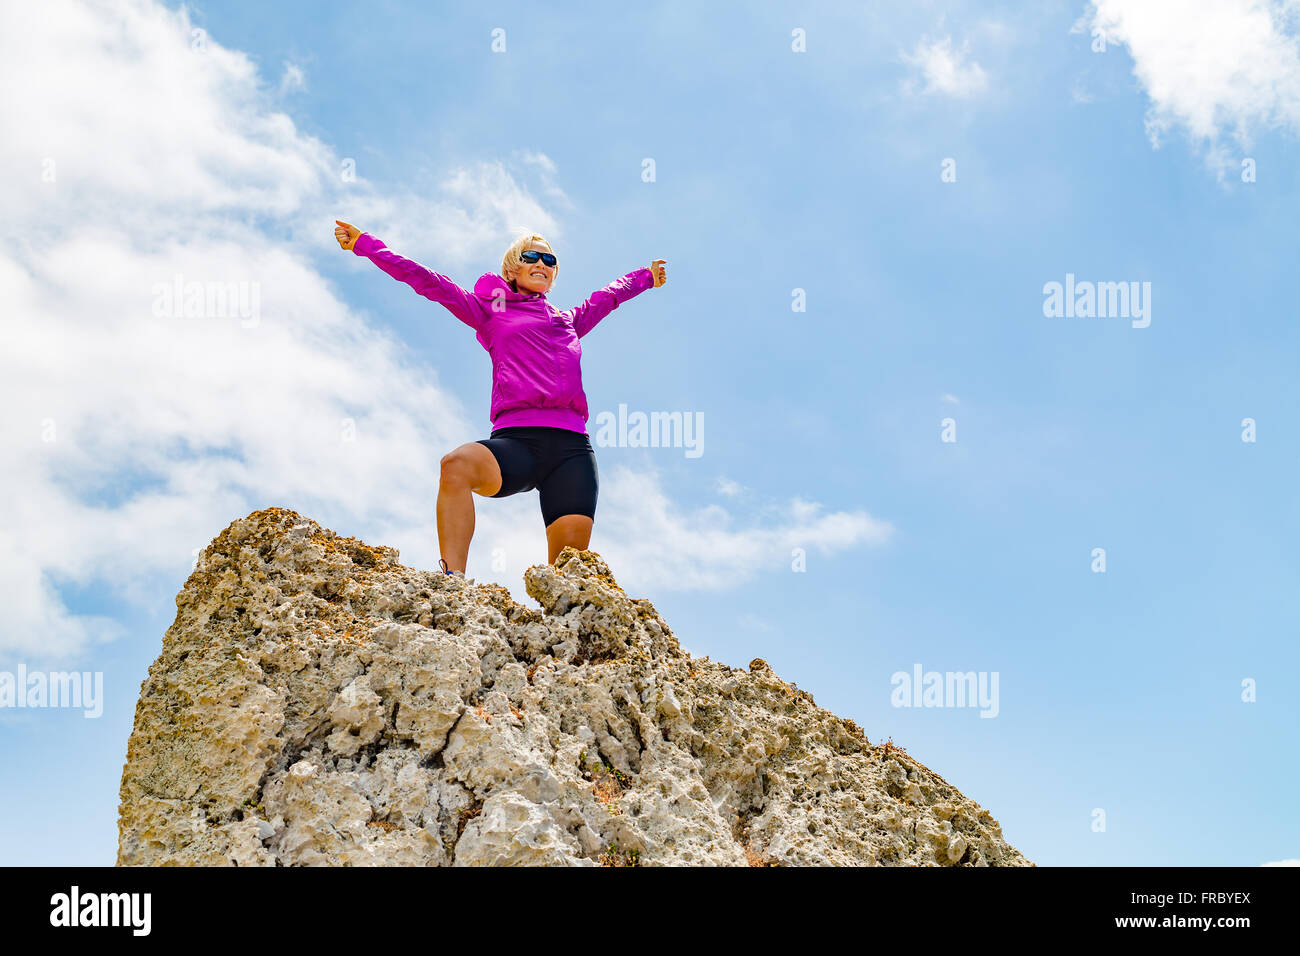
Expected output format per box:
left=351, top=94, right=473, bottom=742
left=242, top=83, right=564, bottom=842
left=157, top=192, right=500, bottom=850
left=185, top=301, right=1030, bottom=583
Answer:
left=437, top=441, right=503, bottom=572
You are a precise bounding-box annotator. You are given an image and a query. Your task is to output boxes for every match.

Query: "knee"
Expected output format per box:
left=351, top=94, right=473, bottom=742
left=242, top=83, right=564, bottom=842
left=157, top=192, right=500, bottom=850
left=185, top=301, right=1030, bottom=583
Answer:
left=439, top=450, right=474, bottom=488
left=548, top=515, right=593, bottom=546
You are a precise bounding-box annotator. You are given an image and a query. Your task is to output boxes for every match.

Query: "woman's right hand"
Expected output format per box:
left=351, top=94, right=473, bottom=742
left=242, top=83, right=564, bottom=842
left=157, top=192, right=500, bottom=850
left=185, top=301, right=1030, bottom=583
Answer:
left=334, top=220, right=362, bottom=251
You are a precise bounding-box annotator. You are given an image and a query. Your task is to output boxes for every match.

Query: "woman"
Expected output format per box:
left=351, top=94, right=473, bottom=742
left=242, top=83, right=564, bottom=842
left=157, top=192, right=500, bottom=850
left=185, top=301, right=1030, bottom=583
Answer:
left=334, top=219, right=666, bottom=574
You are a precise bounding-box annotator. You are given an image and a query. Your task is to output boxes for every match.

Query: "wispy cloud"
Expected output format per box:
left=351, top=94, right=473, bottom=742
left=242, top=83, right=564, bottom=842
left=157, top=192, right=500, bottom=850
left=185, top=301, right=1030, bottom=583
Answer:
left=589, top=468, right=893, bottom=593
left=716, top=476, right=745, bottom=497
left=278, top=61, right=306, bottom=96
left=901, top=34, right=989, bottom=98
left=738, top=612, right=777, bottom=633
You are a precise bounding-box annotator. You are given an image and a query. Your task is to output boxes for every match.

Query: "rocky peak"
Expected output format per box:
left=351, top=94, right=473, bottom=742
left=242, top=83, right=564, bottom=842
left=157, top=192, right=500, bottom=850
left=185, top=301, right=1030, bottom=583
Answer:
left=116, top=507, right=1031, bottom=866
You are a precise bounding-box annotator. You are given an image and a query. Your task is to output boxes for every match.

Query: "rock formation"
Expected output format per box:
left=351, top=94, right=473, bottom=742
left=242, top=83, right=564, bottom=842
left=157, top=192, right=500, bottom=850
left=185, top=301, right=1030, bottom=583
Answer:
left=116, top=508, right=1032, bottom=866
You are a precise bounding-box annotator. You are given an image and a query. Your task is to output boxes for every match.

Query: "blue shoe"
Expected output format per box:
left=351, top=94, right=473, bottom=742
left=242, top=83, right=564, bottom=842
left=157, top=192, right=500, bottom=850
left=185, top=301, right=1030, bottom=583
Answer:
left=439, top=558, right=453, bottom=576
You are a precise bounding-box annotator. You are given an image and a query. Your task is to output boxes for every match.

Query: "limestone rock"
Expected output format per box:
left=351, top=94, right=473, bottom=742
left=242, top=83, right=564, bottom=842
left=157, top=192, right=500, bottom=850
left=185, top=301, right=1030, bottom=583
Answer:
left=116, top=507, right=1032, bottom=867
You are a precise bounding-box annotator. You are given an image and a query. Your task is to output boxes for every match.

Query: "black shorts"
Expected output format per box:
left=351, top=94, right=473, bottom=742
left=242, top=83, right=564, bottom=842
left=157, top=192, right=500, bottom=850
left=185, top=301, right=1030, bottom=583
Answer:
left=477, top=426, right=599, bottom=527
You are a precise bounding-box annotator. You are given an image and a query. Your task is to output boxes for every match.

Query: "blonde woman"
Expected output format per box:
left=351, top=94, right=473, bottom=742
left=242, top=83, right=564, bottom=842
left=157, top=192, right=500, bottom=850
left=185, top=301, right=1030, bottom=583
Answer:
left=335, top=219, right=666, bottom=573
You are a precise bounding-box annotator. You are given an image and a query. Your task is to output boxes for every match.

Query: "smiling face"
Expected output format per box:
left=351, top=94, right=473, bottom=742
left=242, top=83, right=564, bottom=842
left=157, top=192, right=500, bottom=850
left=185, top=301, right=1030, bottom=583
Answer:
left=511, top=239, right=556, bottom=295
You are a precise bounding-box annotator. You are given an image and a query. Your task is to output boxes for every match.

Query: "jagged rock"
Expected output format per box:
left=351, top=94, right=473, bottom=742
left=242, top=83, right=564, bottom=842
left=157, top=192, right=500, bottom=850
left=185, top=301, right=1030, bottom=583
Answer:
left=115, top=507, right=1032, bottom=867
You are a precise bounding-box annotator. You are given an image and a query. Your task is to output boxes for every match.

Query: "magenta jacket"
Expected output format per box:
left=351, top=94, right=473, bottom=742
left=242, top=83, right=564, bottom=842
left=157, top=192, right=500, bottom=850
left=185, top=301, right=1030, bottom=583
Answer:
left=352, top=233, right=653, bottom=434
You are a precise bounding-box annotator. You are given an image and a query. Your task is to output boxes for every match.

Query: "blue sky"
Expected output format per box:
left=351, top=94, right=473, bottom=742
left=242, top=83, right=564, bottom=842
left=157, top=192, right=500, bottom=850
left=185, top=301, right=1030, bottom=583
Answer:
left=2, top=0, right=1298, bottom=866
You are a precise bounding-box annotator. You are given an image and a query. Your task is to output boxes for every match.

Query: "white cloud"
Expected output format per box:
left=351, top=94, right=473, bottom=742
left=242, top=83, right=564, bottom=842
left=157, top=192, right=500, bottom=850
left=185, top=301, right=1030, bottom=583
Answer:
left=590, top=468, right=893, bottom=592
left=941, top=393, right=961, bottom=404
left=902, top=35, right=989, bottom=98
left=278, top=62, right=306, bottom=96
left=716, top=476, right=745, bottom=497
left=1262, top=858, right=1300, bottom=866
left=516, top=150, right=558, bottom=175
left=509, top=149, right=574, bottom=212
left=1082, top=0, right=1300, bottom=159
left=0, top=0, right=891, bottom=662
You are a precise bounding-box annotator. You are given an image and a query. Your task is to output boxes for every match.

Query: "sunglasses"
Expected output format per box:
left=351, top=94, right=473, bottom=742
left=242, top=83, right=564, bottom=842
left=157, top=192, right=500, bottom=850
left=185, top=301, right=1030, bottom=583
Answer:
left=520, top=250, right=558, bottom=268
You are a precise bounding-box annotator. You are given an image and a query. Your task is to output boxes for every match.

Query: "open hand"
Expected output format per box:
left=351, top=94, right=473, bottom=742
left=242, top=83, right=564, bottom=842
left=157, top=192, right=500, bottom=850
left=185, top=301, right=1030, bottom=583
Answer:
left=650, top=259, right=667, bottom=288
left=334, top=220, right=361, bottom=251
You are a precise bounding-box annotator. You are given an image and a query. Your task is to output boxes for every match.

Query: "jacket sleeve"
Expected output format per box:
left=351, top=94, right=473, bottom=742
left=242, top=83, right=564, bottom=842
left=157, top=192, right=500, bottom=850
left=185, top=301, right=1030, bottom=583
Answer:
left=567, top=267, right=655, bottom=338
left=352, top=233, right=486, bottom=332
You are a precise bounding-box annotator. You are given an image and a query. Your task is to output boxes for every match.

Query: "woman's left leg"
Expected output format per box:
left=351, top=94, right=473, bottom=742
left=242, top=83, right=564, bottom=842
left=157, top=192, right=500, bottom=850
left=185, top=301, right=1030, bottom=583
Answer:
left=539, top=432, right=599, bottom=564
left=546, top=515, right=593, bottom=563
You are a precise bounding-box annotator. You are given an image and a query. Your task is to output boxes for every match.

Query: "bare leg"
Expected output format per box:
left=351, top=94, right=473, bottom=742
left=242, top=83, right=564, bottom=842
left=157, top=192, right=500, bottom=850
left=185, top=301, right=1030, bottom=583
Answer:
left=546, top=514, right=594, bottom=564
left=437, top=442, right=502, bottom=572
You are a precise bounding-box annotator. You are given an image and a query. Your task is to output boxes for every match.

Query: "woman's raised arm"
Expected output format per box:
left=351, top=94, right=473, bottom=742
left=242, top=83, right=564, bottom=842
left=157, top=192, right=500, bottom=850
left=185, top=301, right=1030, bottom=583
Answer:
left=335, top=220, right=486, bottom=332
left=568, top=259, right=666, bottom=338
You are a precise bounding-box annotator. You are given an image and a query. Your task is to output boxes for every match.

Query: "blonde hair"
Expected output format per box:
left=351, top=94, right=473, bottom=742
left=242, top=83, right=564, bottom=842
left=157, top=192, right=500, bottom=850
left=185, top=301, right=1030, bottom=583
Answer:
left=501, top=233, right=557, bottom=291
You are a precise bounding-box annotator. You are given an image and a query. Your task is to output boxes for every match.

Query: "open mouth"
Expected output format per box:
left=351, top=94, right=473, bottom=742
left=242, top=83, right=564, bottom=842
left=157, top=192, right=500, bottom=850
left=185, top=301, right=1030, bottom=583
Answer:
left=530, top=271, right=547, bottom=279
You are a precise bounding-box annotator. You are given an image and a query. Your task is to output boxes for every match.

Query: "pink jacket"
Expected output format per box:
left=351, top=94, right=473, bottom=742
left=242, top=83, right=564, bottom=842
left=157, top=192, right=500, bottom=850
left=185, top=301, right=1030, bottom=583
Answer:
left=353, top=233, right=653, bottom=433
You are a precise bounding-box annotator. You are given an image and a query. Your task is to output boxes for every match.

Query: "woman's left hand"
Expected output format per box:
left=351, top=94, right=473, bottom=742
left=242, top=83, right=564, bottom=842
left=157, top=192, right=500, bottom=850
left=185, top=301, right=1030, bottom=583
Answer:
left=650, top=259, right=667, bottom=288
